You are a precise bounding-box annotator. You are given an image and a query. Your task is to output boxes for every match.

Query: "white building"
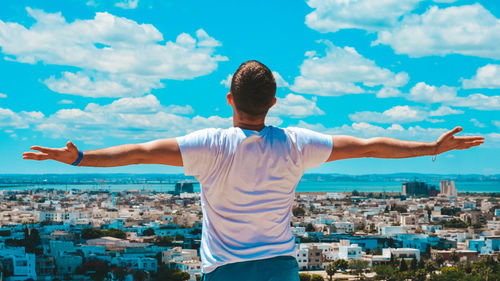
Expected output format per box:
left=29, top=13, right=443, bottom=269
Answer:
left=174, top=260, right=202, bottom=281
left=111, top=257, right=157, bottom=273
left=296, top=248, right=308, bottom=270
left=39, top=210, right=90, bottom=224
left=439, top=181, right=457, bottom=198
left=162, top=247, right=199, bottom=264
left=383, top=248, right=420, bottom=261
left=0, top=246, right=37, bottom=281
left=331, top=222, right=354, bottom=234
left=291, top=227, right=306, bottom=237
left=379, top=226, right=404, bottom=236
left=338, top=243, right=362, bottom=260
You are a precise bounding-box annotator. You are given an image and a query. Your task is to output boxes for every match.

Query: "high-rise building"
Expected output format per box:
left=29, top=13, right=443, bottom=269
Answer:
left=440, top=180, right=457, bottom=198
left=174, top=182, right=194, bottom=196
left=402, top=181, right=434, bottom=196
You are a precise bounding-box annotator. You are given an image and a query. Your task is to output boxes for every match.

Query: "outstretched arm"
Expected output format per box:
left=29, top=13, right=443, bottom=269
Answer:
left=22, top=138, right=183, bottom=167
left=328, top=127, right=484, bottom=162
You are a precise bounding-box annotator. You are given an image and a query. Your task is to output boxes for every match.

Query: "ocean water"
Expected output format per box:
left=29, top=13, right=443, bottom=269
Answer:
left=1, top=181, right=499, bottom=193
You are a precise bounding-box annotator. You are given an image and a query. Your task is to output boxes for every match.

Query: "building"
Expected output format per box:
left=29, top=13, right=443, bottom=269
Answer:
left=174, top=182, right=194, bottom=196
left=173, top=260, right=202, bottom=281
left=330, top=222, right=354, bottom=234
left=402, top=181, right=437, bottom=197
left=383, top=248, right=420, bottom=261
left=440, top=181, right=458, bottom=198
left=111, top=257, right=157, bottom=273
left=307, top=245, right=323, bottom=270
left=296, top=248, right=309, bottom=270
left=338, top=242, right=362, bottom=260
left=0, top=246, right=37, bottom=281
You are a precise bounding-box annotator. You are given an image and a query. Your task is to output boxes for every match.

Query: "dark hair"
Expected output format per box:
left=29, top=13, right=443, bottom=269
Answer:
left=230, top=60, right=276, bottom=119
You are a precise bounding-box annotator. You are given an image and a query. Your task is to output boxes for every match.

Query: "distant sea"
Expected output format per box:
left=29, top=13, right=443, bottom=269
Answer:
left=1, top=180, right=499, bottom=193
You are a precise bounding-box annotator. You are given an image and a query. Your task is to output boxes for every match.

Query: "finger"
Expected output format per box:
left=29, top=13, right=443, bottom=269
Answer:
left=22, top=152, right=50, bottom=160
left=66, top=141, right=78, bottom=152
left=30, top=146, right=57, bottom=154
left=455, top=136, right=485, bottom=141
left=457, top=141, right=484, bottom=149
left=445, top=126, right=462, bottom=138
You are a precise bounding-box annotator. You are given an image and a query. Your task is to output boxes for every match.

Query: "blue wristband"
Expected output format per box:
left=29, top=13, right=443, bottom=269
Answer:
left=72, top=150, right=84, bottom=166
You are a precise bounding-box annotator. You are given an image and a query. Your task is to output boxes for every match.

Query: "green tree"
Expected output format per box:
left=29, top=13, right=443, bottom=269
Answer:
left=143, top=228, right=156, bottom=236
left=23, top=227, right=40, bottom=253
left=399, top=258, right=408, bottom=272
left=450, top=250, right=459, bottom=264
left=435, top=254, right=445, bottom=267
left=299, top=273, right=312, bottom=281
left=156, top=265, right=190, bottom=281
left=311, top=274, right=324, bottom=281
left=414, top=268, right=427, bottom=281
left=104, top=228, right=126, bottom=239
left=352, top=190, right=360, bottom=196
left=425, top=261, right=436, bottom=274
left=133, top=270, right=149, bottom=281
left=411, top=257, right=418, bottom=271
left=333, top=259, right=349, bottom=272
left=293, top=207, right=306, bottom=217
left=81, top=228, right=103, bottom=240
left=305, top=223, right=315, bottom=232
left=154, top=236, right=174, bottom=247
left=349, top=259, right=369, bottom=277
left=326, top=263, right=336, bottom=281
left=373, top=265, right=395, bottom=280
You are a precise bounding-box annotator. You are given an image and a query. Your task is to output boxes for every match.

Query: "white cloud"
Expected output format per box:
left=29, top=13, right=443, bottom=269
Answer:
left=428, top=105, right=463, bottom=117
left=115, top=0, right=139, bottom=9
left=374, top=4, right=500, bottom=59
left=34, top=95, right=231, bottom=142
left=493, top=121, right=500, bottom=130
left=220, top=74, right=232, bottom=88
left=296, top=120, right=448, bottom=142
left=0, top=107, right=44, bottom=129
left=220, top=71, right=289, bottom=89
left=0, top=93, right=6, bottom=98
left=349, top=105, right=463, bottom=124
left=44, top=71, right=163, bottom=98
left=404, top=82, right=500, bottom=111
left=58, top=99, right=74, bottom=105
left=291, top=42, right=408, bottom=96
left=270, top=93, right=324, bottom=118
left=0, top=8, right=227, bottom=97
left=349, top=105, right=425, bottom=124
left=305, top=0, right=422, bottom=33
left=376, top=87, right=401, bottom=98
left=272, top=71, right=289, bottom=88
left=470, top=118, right=485, bottom=128
left=462, top=64, right=500, bottom=89
left=453, top=94, right=500, bottom=111
left=407, top=82, right=457, bottom=104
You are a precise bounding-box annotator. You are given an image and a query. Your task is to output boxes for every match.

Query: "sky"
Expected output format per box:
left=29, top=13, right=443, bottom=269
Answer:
left=0, top=0, right=499, bottom=175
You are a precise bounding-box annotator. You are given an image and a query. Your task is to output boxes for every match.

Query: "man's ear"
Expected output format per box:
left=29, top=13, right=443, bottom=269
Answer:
left=227, top=92, right=233, bottom=105
left=270, top=97, right=277, bottom=107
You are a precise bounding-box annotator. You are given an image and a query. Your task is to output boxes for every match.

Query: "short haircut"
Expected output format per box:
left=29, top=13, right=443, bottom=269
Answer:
left=230, top=60, right=276, bottom=119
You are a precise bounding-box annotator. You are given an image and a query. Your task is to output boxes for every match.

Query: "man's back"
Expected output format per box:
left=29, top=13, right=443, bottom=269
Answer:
left=177, top=126, right=332, bottom=273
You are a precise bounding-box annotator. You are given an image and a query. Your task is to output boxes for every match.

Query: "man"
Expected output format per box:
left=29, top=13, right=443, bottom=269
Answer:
left=23, top=60, right=484, bottom=281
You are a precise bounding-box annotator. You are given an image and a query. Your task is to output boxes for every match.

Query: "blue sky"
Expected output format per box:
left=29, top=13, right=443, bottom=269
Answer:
left=0, top=0, right=499, bottom=175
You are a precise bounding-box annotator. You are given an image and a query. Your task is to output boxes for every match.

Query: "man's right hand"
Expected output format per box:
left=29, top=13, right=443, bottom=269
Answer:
left=23, top=141, right=79, bottom=165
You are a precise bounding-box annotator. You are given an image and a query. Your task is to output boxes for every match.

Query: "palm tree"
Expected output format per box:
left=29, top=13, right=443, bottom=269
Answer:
left=326, top=263, right=336, bottom=281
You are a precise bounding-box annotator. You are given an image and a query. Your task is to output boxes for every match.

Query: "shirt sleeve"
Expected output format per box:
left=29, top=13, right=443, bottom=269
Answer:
left=176, top=129, right=218, bottom=177
left=287, top=127, right=333, bottom=170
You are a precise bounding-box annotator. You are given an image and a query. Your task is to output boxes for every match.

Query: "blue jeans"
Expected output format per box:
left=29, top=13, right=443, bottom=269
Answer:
left=201, top=256, right=299, bottom=281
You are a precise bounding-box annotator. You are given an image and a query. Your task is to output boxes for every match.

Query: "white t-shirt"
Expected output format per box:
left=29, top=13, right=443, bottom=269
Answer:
left=177, top=126, right=333, bottom=273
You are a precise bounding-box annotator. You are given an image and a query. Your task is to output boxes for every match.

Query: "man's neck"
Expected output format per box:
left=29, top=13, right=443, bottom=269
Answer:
left=233, top=120, right=265, bottom=131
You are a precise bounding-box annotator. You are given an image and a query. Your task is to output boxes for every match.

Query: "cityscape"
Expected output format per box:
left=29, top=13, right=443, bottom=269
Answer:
left=1, top=176, right=499, bottom=281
